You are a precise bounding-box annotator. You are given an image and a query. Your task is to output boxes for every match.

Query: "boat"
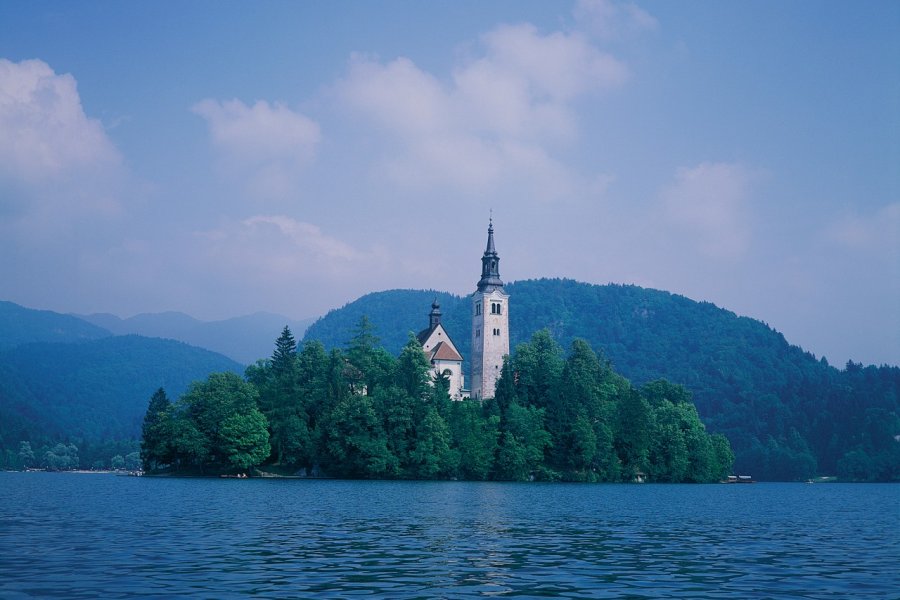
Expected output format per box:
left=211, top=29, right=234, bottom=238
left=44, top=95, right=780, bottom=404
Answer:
left=722, top=475, right=755, bottom=483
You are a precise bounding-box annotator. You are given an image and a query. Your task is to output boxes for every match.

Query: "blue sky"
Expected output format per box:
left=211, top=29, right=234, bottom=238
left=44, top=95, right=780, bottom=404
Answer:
left=1, top=1, right=897, bottom=366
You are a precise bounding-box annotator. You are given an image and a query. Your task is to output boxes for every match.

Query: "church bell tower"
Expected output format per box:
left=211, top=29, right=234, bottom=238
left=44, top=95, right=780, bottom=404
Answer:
left=470, top=219, right=509, bottom=399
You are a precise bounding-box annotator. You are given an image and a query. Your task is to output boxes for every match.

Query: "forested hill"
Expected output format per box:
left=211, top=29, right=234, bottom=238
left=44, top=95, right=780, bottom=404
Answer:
left=77, top=310, right=315, bottom=365
left=0, top=336, right=243, bottom=463
left=0, top=300, right=111, bottom=350
left=303, top=279, right=900, bottom=481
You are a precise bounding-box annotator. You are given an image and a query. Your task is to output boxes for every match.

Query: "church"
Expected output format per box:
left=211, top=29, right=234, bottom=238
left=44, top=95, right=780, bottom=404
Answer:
left=417, top=220, right=509, bottom=400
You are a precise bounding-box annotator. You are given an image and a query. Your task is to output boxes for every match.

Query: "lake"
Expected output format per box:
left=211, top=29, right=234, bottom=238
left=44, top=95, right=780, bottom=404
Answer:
left=0, top=473, right=897, bottom=598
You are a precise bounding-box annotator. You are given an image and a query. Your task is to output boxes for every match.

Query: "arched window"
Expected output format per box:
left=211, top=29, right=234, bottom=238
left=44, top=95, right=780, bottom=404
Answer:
left=475, top=303, right=481, bottom=316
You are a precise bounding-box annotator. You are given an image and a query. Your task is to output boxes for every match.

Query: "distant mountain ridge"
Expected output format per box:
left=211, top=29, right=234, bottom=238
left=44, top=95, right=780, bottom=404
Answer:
left=0, top=335, right=243, bottom=444
left=0, top=300, right=111, bottom=350
left=76, top=310, right=315, bottom=365
left=303, top=279, right=900, bottom=481
left=0, top=301, right=251, bottom=464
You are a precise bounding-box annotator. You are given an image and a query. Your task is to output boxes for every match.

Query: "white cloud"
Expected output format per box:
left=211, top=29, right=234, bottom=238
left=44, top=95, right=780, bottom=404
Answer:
left=0, top=58, right=127, bottom=237
left=335, top=23, right=627, bottom=197
left=659, top=162, right=756, bottom=260
left=0, top=58, right=121, bottom=183
left=824, top=202, right=900, bottom=255
left=192, top=99, right=320, bottom=200
left=194, top=215, right=385, bottom=281
left=573, top=0, right=659, bottom=41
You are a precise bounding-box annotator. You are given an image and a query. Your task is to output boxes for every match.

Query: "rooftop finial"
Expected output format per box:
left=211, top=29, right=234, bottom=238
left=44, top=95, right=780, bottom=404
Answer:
left=478, top=217, right=502, bottom=291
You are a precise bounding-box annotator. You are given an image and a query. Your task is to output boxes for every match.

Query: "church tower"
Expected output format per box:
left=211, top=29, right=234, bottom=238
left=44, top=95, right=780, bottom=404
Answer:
left=470, top=219, right=509, bottom=399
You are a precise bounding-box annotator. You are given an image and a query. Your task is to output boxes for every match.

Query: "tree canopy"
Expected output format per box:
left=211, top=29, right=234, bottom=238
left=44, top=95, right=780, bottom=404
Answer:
left=142, top=326, right=735, bottom=482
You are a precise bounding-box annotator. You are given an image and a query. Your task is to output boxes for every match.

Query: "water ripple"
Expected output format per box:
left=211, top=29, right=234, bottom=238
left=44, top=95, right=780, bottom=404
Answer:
left=0, top=475, right=897, bottom=598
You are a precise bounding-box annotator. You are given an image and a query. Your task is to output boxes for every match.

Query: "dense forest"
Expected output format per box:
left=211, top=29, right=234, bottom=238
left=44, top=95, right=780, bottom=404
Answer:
left=3, top=279, right=897, bottom=482
left=304, top=280, right=900, bottom=481
left=142, top=324, right=734, bottom=482
left=0, top=335, right=242, bottom=470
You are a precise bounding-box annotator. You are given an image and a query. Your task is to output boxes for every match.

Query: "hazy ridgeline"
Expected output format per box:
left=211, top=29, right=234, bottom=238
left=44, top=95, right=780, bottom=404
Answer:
left=2, top=279, right=898, bottom=481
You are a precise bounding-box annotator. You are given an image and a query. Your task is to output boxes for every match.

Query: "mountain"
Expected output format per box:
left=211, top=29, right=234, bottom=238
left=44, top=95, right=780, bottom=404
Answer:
left=0, top=301, right=111, bottom=350
left=0, top=335, right=243, bottom=446
left=303, top=279, right=900, bottom=481
left=0, top=301, right=246, bottom=467
left=78, top=311, right=316, bottom=365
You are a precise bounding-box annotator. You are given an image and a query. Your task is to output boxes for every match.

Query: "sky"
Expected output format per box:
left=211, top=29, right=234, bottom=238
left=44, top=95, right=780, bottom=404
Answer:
left=0, top=1, right=897, bottom=367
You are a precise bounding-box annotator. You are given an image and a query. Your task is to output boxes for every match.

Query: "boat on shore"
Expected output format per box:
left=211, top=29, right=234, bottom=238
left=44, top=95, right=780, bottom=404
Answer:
left=722, top=475, right=755, bottom=483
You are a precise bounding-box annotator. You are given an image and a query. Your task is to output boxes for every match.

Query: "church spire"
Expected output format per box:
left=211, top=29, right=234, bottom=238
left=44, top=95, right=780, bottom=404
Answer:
left=477, top=218, right=504, bottom=293
left=429, top=298, right=442, bottom=329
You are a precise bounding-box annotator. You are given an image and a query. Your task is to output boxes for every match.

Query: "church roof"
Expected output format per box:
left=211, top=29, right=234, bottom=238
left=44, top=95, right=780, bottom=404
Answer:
left=418, top=320, right=463, bottom=363
left=429, top=341, right=463, bottom=362
left=416, top=326, right=435, bottom=346
left=477, top=219, right=504, bottom=293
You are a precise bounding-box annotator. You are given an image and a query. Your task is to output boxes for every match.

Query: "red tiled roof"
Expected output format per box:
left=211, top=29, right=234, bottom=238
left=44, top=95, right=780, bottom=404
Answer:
left=430, top=341, right=462, bottom=362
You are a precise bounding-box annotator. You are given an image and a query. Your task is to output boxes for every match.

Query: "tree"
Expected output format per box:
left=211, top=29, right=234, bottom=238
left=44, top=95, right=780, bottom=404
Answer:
left=710, top=433, right=735, bottom=480
left=259, top=328, right=310, bottom=466
left=320, top=394, right=397, bottom=478
left=448, top=400, right=498, bottom=480
left=395, top=334, right=431, bottom=400
left=498, top=403, right=551, bottom=480
left=408, top=407, right=453, bottom=479
left=124, top=452, right=142, bottom=471
left=18, top=441, right=35, bottom=469
left=616, top=389, right=651, bottom=478
left=272, top=326, right=297, bottom=375
left=141, top=388, right=172, bottom=471
left=511, top=329, right=564, bottom=409
left=43, top=443, right=78, bottom=470
left=176, top=372, right=270, bottom=472
left=346, top=316, right=395, bottom=396
left=373, top=385, right=416, bottom=471
left=219, top=410, right=270, bottom=471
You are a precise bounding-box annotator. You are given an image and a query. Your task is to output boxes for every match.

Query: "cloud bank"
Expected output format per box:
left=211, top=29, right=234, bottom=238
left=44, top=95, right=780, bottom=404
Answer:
left=0, top=59, right=125, bottom=231
left=336, top=23, right=627, bottom=197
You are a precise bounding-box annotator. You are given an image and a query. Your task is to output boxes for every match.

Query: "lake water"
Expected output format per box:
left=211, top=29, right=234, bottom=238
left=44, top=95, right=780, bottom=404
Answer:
left=0, top=473, right=897, bottom=598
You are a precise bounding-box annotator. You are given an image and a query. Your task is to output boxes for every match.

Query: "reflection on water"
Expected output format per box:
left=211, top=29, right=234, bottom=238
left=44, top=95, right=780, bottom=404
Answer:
left=1, top=474, right=897, bottom=598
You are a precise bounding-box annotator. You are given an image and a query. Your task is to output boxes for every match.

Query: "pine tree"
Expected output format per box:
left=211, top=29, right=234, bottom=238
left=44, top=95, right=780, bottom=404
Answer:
left=272, top=326, right=297, bottom=375
left=140, top=388, right=172, bottom=471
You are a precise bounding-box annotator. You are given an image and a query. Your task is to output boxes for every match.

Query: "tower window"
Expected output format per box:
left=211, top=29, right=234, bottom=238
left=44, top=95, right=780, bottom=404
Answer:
left=476, top=328, right=480, bottom=337
left=475, top=303, right=481, bottom=316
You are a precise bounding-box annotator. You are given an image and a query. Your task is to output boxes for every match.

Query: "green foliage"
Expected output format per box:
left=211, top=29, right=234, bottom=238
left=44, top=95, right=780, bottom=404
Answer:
left=141, top=388, right=171, bottom=471
left=448, top=400, right=499, bottom=480
left=303, top=279, right=900, bottom=481
left=18, top=441, right=35, bottom=468
left=42, top=443, right=79, bottom=470
left=0, top=335, right=243, bottom=465
left=143, top=325, right=731, bottom=482
left=141, top=373, right=270, bottom=474
left=219, top=410, right=271, bottom=471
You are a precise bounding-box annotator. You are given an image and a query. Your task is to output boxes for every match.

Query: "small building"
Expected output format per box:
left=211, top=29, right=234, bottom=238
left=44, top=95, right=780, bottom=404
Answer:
left=417, top=300, right=466, bottom=400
